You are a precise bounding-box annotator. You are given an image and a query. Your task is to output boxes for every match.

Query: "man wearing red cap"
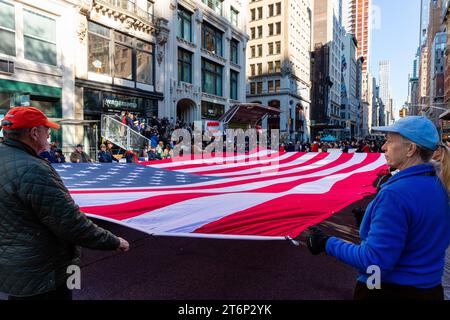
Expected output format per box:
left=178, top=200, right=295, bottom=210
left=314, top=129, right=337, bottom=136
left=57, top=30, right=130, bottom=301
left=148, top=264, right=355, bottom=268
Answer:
left=0, top=106, right=130, bottom=300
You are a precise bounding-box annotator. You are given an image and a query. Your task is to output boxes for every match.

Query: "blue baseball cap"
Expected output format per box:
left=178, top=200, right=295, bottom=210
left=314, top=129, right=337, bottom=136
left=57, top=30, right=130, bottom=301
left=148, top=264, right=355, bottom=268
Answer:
left=372, top=116, right=439, bottom=151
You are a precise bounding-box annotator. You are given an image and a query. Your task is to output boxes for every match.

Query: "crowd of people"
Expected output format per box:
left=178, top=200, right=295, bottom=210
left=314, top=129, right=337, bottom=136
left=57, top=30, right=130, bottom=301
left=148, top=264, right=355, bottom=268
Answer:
left=35, top=134, right=401, bottom=165
left=33, top=111, right=394, bottom=165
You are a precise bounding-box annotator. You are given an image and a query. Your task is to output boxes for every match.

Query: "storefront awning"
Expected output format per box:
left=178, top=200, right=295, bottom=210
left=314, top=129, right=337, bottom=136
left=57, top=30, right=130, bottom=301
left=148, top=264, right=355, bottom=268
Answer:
left=219, top=103, right=281, bottom=126
left=0, top=79, right=61, bottom=98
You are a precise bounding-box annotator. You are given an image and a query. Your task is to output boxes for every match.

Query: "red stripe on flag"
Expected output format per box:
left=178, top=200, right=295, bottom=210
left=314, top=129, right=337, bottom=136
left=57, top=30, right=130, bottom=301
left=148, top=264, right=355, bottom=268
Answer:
left=193, top=170, right=380, bottom=237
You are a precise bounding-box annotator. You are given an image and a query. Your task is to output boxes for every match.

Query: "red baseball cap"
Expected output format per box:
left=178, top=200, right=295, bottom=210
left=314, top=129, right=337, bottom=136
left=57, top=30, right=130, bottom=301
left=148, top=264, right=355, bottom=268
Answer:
left=1, top=106, right=60, bottom=130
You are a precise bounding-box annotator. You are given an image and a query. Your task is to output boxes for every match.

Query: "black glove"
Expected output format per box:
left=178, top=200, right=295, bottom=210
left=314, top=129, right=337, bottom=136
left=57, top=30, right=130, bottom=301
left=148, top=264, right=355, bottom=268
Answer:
left=306, top=226, right=330, bottom=255
left=352, top=207, right=366, bottom=228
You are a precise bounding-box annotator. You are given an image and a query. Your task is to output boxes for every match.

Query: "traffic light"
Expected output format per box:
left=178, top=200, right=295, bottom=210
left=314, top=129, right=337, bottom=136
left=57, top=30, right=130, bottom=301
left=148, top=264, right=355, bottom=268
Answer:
left=399, top=109, right=406, bottom=118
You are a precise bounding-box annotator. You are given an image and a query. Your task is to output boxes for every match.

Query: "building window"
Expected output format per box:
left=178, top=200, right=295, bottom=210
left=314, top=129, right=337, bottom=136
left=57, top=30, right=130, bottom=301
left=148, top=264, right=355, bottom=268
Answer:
left=230, top=70, right=238, bottom=100
left=268, top=4, right=274, bottom=17
left=268, top=62, right=274, bottom=73
left=250, top=8, right=255, bottom=21
left=268, top=81, right=274, bottom=92
left=178, top=48, right=192, bottom=83
left=202, top=58, right=223, bottom=96
left=268, top=42, right=273, bottom=55
left=0, top=0, right=15, bottom=56
left=276, top=2, right=281, bottom=15
left=177, top=5, right=192, bottom=42
left=202, top=0, right=223, bottom=16
left=250, top=27, right=255, bottom=39
left=202, top=22, right=223, bottom=56
left=88, top=22, right=154, bottom=85
left=88, top=22, right=111, bottom=75
left=230, top=7, right=239, bottom=27
left=269, top=23, right=273, bottom=36
left=250, top=82, right=256, bottom=94
left=276, top=41, right=281, bottom=54
left=250, top=64, right=255, bottom=76
left=276, top=22, right=281, bottom=35
left=257, top=44, right=262, bottom=57
left=230, top=39, right=239, bottom=64
left=257, top=7, right=262, bottom=19
left=250, top=46, right=255, bottom=58
left=257, top=63, right=262, bottom=75
left=275, top=80, right=280, bottom=92
left=23, top=10, right=56, bottom=65
left=257, top=26, right=262, bottom=38
left=201, top=101, right=224, bottom=119
left=275, top=60, right=281, bottom=72
left=136, top=40, right=153, bottom=85
left=257, top=81, right=263, bottom=94
left=114, top=32, right=133, bottom=80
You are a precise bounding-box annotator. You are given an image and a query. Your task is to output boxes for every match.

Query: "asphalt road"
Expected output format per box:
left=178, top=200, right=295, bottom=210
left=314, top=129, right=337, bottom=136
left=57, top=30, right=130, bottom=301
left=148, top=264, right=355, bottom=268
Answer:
left=71, top=198, right=370, bottom=300
left=0, top=198, right=370, bottom=301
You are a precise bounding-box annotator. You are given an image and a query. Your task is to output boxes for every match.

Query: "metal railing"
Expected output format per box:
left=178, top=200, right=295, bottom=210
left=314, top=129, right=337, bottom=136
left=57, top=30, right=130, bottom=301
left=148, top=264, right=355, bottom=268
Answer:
left=101, top=114, right=151, bottom=151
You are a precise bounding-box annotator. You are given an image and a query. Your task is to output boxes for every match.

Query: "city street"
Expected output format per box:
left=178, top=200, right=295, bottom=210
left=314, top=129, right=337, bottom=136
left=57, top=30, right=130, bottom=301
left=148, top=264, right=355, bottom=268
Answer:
left=70, top=198, right=369, bottom=300
left=1, top=0, right=449, bottom=304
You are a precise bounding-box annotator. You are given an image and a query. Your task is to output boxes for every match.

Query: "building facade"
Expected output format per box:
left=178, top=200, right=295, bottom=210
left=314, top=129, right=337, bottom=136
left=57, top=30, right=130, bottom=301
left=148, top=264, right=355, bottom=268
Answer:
left=311, top=0, right=344, bottom=139
left=73, top=0, right=166, bottom=156
left=342, top=0, right=371, bottom=104
left=169, top=0, right=248, bottom=126
left=408, top=48, right=420, bottom=115
left=442, top=0, right=450, bottom=108
left=378, top=60, right=390, bottom=124
left=1, top=0, right=249, bottom=156
left=0, top=0, right=78, bottom=146
left=425, top=0, right=443, bottom=109
left=341, top=33, right=361, bottom=139
left=246, top=0, right=312, bottom=143
left=342, top=0, right=370, bottom=78
left=421, top=0, right=431, bottom=47
left=425, top=31, right=446, bottom=128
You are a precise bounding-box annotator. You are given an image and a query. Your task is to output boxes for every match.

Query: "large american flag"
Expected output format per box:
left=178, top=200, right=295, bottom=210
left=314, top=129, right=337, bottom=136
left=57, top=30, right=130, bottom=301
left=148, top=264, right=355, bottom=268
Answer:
left=57, top=150, right=387, bottom=240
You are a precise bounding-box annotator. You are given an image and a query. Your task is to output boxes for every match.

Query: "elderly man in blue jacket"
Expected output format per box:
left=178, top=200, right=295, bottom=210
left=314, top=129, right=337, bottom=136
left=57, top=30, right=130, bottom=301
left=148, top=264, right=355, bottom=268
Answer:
left=306, top=116, right=450, bottom=300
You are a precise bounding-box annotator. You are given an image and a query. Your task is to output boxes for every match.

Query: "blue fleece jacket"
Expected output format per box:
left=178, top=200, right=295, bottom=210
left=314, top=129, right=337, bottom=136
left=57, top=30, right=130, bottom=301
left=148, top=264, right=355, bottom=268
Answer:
left=326, top=163, right=450, bottom=288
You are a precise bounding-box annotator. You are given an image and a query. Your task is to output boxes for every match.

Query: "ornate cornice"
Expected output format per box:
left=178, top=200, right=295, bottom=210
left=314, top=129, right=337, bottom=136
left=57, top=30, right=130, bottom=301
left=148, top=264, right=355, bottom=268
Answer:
left=92, top=0, right=157, bottom=34
left=79, top=0, right=93, bottom=16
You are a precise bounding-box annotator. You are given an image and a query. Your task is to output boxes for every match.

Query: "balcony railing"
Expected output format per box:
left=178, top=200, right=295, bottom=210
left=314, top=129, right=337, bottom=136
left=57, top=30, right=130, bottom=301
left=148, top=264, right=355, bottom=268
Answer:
left=97, top=0, right=154, bottom=24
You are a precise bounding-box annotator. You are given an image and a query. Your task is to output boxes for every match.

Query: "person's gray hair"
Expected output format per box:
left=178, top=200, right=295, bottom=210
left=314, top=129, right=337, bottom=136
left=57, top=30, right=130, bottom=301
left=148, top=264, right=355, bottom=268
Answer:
left=2, top=128, right=32, bottom=140
left=399, top=134, right=434, bottom=162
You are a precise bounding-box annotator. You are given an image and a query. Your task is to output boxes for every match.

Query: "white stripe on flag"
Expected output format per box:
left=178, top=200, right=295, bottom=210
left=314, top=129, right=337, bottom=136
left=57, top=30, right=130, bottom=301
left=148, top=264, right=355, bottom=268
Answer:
left=178, top=152, right=294, bottom=174
left=201, top=152, right=318, bottom=177
left=123, top=193, right=280, bottom=233
left=149, top=149, right=279, bottom=168
left=122, top=155, right=384, bottom=233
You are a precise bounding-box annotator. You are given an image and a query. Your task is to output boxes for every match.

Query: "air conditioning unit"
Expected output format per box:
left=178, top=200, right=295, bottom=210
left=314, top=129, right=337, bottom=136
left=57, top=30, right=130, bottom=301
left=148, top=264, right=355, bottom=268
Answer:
left=0, top=58, right=14, bottom=74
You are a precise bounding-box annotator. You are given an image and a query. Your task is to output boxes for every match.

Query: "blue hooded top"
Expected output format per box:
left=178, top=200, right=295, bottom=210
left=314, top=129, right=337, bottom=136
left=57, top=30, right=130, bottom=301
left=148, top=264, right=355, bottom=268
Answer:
left=326, top=163, right=450, bottom=288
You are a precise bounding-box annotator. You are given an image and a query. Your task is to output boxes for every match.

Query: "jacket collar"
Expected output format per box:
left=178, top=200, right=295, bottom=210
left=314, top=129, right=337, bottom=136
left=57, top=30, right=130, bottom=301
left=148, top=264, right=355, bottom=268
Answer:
left=3, top=138, right=39, bottom=158
left=381, top=163, right=435, bottom=189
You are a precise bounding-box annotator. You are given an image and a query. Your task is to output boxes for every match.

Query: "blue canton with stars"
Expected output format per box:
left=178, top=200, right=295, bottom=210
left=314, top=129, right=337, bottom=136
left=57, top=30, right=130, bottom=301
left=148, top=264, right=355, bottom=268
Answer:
left=52, top=163, right=221, bottom=189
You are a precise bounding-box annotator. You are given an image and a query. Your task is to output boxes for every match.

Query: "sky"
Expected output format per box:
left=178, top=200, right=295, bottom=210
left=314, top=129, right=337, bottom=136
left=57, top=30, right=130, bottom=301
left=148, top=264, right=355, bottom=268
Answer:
left=370, top=0, right=421, bottom=118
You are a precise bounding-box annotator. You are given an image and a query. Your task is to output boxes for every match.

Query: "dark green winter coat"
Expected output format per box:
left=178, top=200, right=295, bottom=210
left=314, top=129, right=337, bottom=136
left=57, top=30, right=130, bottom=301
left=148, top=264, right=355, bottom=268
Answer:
left=0, top=139, right=120, bottom=297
